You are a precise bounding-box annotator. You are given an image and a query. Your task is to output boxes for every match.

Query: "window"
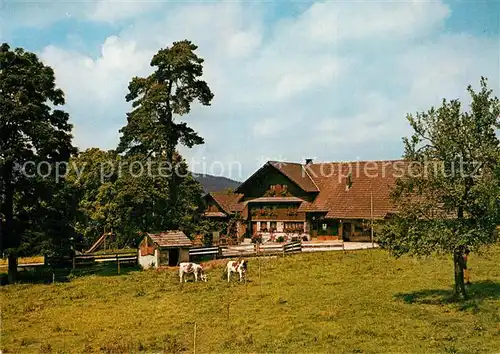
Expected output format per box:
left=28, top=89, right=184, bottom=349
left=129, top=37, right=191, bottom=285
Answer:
left=270, top=221, right=277, bottom=232
left=317, top=220, right=339, bottom=236
left=260, top=221, right=268, bottom=232
left=284, top=222, right=303, bottom=232
left=354, top=221, right=370, bottom=236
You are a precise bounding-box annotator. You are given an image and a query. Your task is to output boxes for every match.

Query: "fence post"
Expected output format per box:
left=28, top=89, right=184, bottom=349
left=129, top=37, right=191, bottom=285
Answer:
left=193, top=322, right=197, bottom=354
left=72, top=255, right=76, bottom=270
left=117, top=254, right=120, bottom=274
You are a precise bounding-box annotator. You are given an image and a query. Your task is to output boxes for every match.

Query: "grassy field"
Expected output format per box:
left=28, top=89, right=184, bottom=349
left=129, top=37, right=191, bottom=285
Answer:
left=1, top=247, right=500, bottom=354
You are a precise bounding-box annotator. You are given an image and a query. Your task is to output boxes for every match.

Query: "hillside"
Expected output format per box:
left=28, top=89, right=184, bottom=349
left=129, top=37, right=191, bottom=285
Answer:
left=2, top=246, right=499, bottom=353
left=192, top=172, right=241, bottom=193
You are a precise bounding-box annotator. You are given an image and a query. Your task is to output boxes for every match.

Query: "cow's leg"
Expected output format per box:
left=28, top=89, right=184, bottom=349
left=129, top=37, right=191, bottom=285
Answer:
left=227, top=269, right=231, bottom=282
left=194, top=272, right=199, bottom=282
left=239, top=270, right=243, bottom=282
left=179, top=270, right=183, bottom=283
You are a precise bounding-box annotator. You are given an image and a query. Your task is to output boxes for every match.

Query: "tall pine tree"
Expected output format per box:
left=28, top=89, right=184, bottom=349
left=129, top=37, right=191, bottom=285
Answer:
left=117, top=40, right=213, bottom=229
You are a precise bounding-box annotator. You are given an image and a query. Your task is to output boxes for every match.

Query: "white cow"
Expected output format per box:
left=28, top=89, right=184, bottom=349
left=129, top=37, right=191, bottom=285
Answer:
left=224, top=259, right=248, bottom=282
left=179, top=262, right=207, bottom=283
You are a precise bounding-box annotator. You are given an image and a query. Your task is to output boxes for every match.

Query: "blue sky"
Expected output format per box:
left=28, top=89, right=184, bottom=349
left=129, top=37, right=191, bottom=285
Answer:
left=2, top=0, right=499, bottom=180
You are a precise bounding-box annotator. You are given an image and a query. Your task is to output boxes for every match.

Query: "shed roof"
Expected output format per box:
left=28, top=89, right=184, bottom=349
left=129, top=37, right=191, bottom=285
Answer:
left=147, top=230, right=192, bottom=248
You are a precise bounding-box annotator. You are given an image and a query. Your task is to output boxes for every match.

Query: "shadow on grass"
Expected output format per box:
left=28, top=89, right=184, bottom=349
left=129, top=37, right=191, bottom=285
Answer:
left=0, top=263, right=140, bottom=285
left=395, top=280, right=500, bottom=305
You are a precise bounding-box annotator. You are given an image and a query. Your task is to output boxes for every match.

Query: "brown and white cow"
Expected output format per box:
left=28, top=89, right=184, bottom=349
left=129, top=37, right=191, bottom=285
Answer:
left=224, top=259, right=248, bottom=282
left=179, top=262, right=207, bottom=283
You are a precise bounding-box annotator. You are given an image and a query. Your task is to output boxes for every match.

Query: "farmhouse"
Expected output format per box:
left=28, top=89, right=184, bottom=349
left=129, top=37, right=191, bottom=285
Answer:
left=138, top=230, right=192, bottom=269
left=204, top=159, right=405, bottom=243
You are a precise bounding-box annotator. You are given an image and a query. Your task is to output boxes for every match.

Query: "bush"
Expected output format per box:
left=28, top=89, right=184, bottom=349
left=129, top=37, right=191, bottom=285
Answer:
left=276, top=236, right=285, bottom=243
left=203, top=233, right=213, bottom=246
left=251, top=233, right=262, bottom=244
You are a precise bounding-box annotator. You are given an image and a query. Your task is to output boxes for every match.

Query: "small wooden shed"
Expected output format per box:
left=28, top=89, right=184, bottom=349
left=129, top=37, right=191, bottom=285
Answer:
left=138, top=230, right=192, bottom=269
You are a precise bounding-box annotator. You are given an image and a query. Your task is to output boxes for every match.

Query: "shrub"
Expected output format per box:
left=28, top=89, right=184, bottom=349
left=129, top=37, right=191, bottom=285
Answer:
left=251, top=233, right=262, bottom=244
left=276, top=236, right=285, bottom=243
left=203, top=233, right=213, bottom=246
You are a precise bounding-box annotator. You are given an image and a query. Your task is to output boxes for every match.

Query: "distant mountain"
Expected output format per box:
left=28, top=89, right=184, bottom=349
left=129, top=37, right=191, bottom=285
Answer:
left=192, top=173, right=242, bottom=193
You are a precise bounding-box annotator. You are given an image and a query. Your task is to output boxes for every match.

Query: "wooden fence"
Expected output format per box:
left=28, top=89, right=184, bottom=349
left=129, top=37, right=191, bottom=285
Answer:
left=283, top=241, right=302, bottom=254
left=220, top=244, right=255, bottom=257
left=43, top=240, right=347, bottom=270
left=189, top=246, right=219, bottom=259
left=61, top=252, right=138, bottom=274
left=205, top=240, right=311, bottom=259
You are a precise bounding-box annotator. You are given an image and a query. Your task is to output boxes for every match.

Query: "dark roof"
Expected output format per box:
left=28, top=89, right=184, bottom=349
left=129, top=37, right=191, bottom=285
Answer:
left=235, top=161, right=319, bottom=194
left=209, top=192, right=244, bottom=214
left=147, top=230, right=192, bottom=248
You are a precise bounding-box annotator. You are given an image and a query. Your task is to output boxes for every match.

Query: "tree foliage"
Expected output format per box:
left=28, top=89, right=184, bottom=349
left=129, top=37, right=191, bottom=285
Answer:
left=378, top=77, right=500, bottom=299
left=0, top=43, right=76, bottom=281
left=68, top=148, right=205, bottom=249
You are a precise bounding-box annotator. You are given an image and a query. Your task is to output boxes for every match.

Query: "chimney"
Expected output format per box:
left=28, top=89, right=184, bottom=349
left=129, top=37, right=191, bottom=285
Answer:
left=305, top=158, right=313, bottom=165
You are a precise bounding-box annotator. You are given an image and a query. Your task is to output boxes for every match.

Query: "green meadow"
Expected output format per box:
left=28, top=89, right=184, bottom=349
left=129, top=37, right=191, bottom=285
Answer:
left=1, top=247, right=499, bottom=353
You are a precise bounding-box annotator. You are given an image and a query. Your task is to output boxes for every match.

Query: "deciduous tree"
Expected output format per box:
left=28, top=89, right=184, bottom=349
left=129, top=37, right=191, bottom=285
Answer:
left=378, top=77, right=500, bottom=299
left=0, top=43, right=76, bottom=282
left=68, top=149, right=205, bottom=248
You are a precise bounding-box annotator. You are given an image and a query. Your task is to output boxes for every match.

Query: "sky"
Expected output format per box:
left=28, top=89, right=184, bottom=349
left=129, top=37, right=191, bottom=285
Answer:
left=2, top=0, right=499, bottom=180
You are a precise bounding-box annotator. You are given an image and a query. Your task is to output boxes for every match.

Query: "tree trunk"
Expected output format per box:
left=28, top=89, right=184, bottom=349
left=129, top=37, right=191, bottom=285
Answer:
left=165, top=124, right=179, bottom=230
left=2, top=161, right=18, bottom=283
left=453, top=249, right=467, bottom=300
left=8, top=252, right=18, bottom=284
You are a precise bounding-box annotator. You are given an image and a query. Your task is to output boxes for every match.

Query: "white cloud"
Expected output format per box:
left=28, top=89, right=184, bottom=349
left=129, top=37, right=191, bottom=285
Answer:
left=273, top=1, right=450, bottom=46
left=398, top=34, right=499, bottom=109
left=274, top=56, right=343, bottom=99
left=86, top=0, right=162, bottom=23
left=252, top=118, right=282, bottom=138
left=26, top=0, right=499, bottom=179
left=42, top=36, right=151, bottom=101
left=226, top=30, right=262, bottom=59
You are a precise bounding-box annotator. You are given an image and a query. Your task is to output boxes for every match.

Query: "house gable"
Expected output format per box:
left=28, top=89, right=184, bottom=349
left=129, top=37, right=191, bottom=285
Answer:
left=236, top=163, right=316, bottom=201
left=139, top=235, right=156, bottom=256
left=204, top=194, right=228, bottom=216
